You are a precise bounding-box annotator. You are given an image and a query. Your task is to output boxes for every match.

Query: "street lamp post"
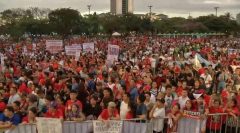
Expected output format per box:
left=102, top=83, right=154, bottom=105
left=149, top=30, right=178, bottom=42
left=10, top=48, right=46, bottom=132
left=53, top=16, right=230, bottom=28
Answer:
left=148, top=5, right=152, bottom=19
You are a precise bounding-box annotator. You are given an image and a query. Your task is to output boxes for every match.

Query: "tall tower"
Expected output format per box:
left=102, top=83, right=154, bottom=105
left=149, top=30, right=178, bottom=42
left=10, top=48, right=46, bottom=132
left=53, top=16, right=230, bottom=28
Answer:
left=110, top=0, right=133, bottom=15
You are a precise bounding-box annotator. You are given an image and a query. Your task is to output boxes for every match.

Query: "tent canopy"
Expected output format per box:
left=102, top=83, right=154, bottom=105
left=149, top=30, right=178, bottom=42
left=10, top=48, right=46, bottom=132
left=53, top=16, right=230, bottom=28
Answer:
left=112, top=32, right=121, bottom=36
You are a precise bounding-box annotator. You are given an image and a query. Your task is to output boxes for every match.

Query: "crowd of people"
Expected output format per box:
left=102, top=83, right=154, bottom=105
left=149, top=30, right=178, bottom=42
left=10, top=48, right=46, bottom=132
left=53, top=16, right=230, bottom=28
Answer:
left=0, top=36, right=240, bottom=133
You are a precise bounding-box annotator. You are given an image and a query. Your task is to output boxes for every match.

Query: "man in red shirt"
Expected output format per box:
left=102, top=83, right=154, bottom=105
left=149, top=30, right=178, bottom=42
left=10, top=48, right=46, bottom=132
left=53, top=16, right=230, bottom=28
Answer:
left=98, top=102, right=120, bottom=120
left=207, top=99, right=224, bottom=132
left=65, top=90, right=83, bottom=113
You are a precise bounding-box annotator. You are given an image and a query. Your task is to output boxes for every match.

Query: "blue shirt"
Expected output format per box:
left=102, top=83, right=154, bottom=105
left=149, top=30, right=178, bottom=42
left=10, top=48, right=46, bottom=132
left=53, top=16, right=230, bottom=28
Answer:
left=0, top=113, right=21, bottom=125
left=130, top=87, right=138, bottom=101
left=136, top=103, right=147, bottom=116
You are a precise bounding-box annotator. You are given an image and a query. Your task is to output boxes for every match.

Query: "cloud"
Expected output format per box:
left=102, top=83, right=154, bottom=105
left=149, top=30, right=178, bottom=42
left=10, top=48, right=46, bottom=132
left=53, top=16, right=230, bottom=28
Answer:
left=0, top=0, right=239, bottom=17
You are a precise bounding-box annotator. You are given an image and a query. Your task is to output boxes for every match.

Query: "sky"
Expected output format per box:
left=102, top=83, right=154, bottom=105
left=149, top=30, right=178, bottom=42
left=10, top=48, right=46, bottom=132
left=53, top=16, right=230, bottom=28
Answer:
left=0, top=0, right=239, bottom=18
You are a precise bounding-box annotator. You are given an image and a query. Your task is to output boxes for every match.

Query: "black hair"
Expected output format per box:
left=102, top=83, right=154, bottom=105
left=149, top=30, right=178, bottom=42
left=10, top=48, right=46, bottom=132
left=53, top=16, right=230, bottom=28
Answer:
left=6, top=106, right=14, bottom=113
left=29, top=107, right=38, bottom=115
left=138, top=94, right=146, bottom=103
left=13, top=101, right=21, bottom=107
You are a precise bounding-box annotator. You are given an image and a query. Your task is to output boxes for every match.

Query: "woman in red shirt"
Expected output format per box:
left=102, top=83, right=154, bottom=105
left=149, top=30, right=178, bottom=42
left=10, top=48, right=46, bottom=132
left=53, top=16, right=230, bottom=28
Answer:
left=22, top=107, right=37, bottom=124
left=167, top=104, right=181, bottom=133
left=125, top=102, right=136, bottom=119
left=98, top=102, right=120, bottom=120
left=45, top=102, right=64, bottom=119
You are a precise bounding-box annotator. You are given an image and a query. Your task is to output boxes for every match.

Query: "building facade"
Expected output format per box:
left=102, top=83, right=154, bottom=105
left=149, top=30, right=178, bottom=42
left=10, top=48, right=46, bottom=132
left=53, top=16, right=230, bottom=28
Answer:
left=110, top=0, right=133, bottom=15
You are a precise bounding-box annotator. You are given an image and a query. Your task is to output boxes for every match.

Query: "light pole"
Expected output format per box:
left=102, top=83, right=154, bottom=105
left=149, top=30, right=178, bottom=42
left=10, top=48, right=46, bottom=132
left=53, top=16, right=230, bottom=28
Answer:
left=148, top=5, right=152, bottom=19
left=87, top=5, right=91, bottom=15
left=214, top=7, right=219, bottom=17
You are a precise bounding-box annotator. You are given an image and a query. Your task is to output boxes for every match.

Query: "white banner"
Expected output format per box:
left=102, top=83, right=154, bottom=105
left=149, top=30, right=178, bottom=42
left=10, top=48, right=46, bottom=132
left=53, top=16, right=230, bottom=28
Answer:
left=46, top=40, right=63, bottom=54
left=72, top=44, right=82, bottom=51
left=228, top=48, right=239, bottom=55
left=107, top=44, right=120, bottom=64
left=82, top=43, right=95, bottom=53
left=65, top=46, right=77, bottom=56
left=36, top=117, right=62, bottom=133
left=93, top=120, right=122, bottom=133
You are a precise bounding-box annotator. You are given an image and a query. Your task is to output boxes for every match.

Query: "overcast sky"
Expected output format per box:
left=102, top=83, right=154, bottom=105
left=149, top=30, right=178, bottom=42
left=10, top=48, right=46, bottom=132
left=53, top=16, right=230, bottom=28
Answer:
left=0, top=0, right=239, bottom=18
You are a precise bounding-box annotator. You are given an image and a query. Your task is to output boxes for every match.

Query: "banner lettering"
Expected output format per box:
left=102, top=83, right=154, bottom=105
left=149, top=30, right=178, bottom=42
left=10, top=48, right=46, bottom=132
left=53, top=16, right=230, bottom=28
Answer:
left=93, top=120, right=122, bottom=133
left=46, top=40, right=63, bottom=54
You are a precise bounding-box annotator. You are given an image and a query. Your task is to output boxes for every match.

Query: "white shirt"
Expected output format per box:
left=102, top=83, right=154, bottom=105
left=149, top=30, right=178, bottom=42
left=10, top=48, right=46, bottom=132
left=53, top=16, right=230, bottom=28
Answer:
left=8, top=93, right=21, bottom=105
left=201, top=74, right=212, bottom=88
left=178, top=96, right=189, bottom=109
left=152, top=107, right=165, bottom=132
left=120, top=101, right=129, bottom=119
left=150, top=58, right=156, bottom=68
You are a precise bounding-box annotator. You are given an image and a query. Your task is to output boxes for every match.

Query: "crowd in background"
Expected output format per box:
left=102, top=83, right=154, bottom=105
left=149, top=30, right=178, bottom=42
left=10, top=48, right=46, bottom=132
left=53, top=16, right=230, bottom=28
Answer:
left=0, top=36, right=240, bottom=133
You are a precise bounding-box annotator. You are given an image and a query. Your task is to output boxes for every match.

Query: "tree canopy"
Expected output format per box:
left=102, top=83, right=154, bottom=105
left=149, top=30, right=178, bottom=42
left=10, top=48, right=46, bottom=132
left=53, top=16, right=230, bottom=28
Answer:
left=0, top=7, right=239, bottom=40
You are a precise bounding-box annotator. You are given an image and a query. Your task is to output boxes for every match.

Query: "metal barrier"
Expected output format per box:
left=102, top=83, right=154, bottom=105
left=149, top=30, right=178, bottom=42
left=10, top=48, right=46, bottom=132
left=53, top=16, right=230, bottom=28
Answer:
left=4, top=114, right=240, bottom=133
left=3, top=124, right=36, bottom=133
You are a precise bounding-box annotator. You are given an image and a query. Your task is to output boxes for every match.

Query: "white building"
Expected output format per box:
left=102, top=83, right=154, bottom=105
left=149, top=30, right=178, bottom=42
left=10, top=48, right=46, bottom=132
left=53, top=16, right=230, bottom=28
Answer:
left=110, top=0, right=133, bottom=15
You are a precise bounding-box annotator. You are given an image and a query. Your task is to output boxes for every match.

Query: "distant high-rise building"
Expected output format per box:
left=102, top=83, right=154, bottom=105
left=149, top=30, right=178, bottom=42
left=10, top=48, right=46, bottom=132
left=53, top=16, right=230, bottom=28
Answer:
left=110, top=0, right=133, bottom=15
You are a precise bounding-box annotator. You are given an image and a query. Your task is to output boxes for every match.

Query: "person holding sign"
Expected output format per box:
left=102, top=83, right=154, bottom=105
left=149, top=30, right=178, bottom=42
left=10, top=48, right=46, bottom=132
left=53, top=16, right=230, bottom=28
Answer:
left=98, top=102, right=120, bottom=121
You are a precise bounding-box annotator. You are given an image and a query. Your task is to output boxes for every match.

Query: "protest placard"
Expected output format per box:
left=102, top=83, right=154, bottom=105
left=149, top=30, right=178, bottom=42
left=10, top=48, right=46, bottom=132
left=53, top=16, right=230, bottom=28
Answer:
left=82, top=43, right=95, bottom=53
left=36, top=117, right=62, bottom=133
left=107, top=44, right=120, bottom=65
left=93, top=120, right=122, bottom=133
left=46, top=40, right=63, bottom=54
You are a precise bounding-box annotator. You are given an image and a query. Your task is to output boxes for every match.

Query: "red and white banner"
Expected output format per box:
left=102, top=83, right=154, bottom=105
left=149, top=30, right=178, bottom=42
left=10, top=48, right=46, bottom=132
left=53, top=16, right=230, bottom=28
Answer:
left=46, top=40, right=63, bottom=54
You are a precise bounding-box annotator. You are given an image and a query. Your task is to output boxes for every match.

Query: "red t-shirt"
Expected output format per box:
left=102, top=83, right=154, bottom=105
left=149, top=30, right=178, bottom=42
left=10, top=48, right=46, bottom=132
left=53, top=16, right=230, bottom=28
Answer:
left=0, top=102, right=6, bottom=112
left=18, top=83, right=31, bottom=94
left=65, top=100, right=83, bottom=111
left=100, top=109, right=119, bottom=120
left=176, top=86, right=183, bottom=97
left=125, top=111, right=133, bottom=119
left=22, top=116, right=29, bottom=123
left=45, top=109, right=63, bottom=118
left=207, top=107, right=224, bottom=130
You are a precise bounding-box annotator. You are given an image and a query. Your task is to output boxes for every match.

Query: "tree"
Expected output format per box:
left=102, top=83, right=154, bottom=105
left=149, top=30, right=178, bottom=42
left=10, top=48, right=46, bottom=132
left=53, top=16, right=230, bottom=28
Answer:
left=48, top=8, right=80, bottom=38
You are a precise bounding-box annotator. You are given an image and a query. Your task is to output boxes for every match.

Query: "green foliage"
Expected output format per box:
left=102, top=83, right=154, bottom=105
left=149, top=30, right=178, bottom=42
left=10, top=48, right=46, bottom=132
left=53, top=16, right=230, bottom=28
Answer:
left=0, top=7, right=239, bottom=40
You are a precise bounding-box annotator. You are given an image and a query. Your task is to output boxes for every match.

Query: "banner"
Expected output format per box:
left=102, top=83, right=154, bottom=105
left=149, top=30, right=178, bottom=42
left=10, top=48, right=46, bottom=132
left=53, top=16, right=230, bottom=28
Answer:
left=107, top=44, right=120, bottom=65
left=46, top=40, right=63, bottom=54
left=228, top=49, right=239, bottom=55
left=82, top=43, right=95, bottom=53
left=72, top=44, right=82, bottom=51
left=33, top=43, right=36, bottom=51
left=178, top=117, right=202, bottom=133
left=36, top=117, right=62, bottom=133
left=65, top=46, right=77, bottom=56
left=93, top=120, right=122, bottom=133
left=183, top=110, right=201, bottom=119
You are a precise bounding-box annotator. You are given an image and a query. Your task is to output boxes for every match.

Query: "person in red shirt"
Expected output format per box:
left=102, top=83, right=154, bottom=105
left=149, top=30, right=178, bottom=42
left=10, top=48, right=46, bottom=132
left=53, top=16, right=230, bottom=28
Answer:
left=22, top=107, right=37, bottom=124
left=207, top=99, right=224, bottom=132
left=45, top=101, right=64, bottom=119
left=98, top=102, right=120, bottom=120
left=65, top=90, right=83, bottom=113
left=225, top=99, right=239, bottom=133
left=125, top=102, right=136, bottom=119
left=0, top=92, right=6, bottom=113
